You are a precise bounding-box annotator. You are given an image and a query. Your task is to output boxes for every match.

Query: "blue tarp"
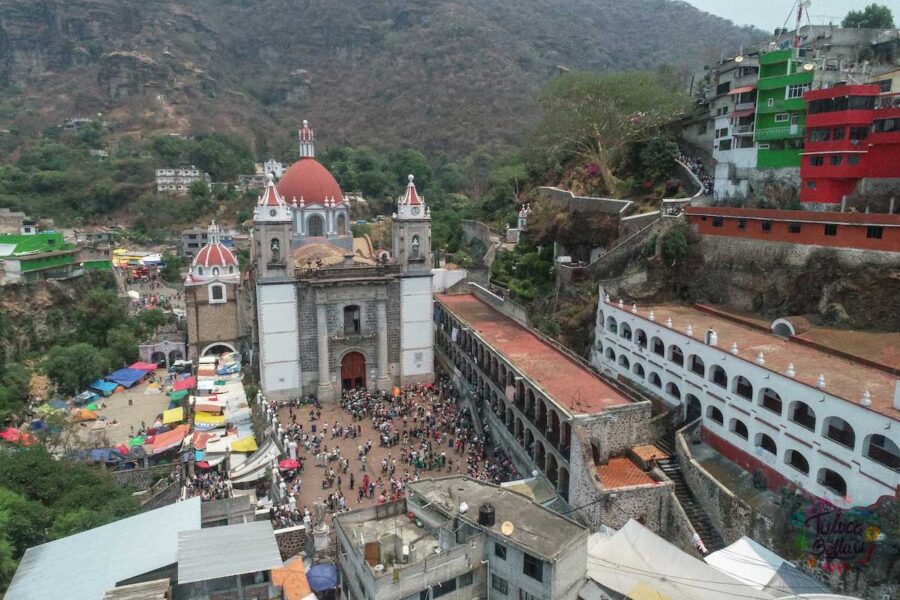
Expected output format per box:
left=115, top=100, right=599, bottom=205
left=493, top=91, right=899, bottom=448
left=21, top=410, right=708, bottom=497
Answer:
left=105, top=368, right=147, bottom=389
left=73, top=390, right=99, bottom=405
left=49, top=399, right=67, bottom=410
left=90, top=380, right=118, bottom=396
left=307, top=564, right=338, bottom=591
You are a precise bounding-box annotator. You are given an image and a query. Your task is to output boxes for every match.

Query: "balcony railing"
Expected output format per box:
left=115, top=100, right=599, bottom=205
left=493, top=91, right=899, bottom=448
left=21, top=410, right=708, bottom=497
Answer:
left=755, top=126, right=806, bottom=141
left=733, top=124, right=755, bottom=135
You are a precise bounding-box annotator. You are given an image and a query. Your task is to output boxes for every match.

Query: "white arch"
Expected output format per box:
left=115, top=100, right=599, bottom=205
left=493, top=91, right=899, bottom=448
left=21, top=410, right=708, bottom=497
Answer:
left=201, top=342, right=237, bottom=357
left=770, top=318, right=796, bottom=337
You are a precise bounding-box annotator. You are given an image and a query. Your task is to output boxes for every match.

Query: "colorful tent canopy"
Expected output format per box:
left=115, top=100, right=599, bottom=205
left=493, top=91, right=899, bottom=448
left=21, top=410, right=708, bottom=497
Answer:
left=0, top=427, right=36, bottom=446
left=169, top=389, right=189, bottom=401
left=49, top=399, right=68, bottom=410
left=129, top=436, right=145, bottom=447
left=73, top=409, right=98, bottom=422
left=36, top=403, right=61, bottom=415
left=271, top=557, right=316, bottom=600
left=231, top=436, right=258, bottom=453
left=150, top=424, right=190, bottom=455
left=172, top=377, right=196, bottom=392
left=194, top=412, right=226, bottom=426
left=306, top=564, right=338, bottom=592
left=278, top=459, right=300, bottom=470
left=106, top=368, right=148, bottom=388
left=162, top=407, right=184, bottom=425
left=192, top=431, right=214, bottom=450
left=90, top=379, right=118, bottom=396
left=73, top=390, right=99, bottom=405
left=129, top=361, right=158, bottom=371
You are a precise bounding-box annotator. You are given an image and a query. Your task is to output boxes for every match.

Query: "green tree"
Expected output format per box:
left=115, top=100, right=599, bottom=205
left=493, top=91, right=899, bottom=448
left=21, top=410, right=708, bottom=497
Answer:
left=76, top=288, right=128, bottom=347
left=43, top=343, right=110, bottom=396
left=159, top=251, right=183, bottom=283
left=531, top=71, right=690, bottom=196
left=106, top=326, right=139, bottom=364
left=842, top=4, right=894, bottom=28
left=639, top=138, right=679, bottom=181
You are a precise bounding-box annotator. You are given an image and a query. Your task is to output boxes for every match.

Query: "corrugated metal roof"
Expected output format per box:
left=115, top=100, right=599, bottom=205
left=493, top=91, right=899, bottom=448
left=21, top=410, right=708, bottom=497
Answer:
left=177, top=521, right=282, bottom=584
left=5, top=497, right=202, bottom=600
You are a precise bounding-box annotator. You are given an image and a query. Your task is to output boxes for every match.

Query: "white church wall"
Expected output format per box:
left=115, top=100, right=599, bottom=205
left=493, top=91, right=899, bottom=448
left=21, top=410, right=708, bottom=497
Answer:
left=400, top=276, right=434, bottom=383
left=432, top=268, right=467, bottom=293
left=257, top=283, right=302, bottom=396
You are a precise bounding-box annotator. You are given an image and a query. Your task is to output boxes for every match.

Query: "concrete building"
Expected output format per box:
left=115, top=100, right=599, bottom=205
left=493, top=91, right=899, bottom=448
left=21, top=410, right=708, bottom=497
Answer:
left=684, top=206, right=900, bottom=252
left=334, top=476, right=588, bottom=600
left=0, top=207, right=26, bottom=234
left=591, top=290, right=900, bottom=509
left=155, top=166, right=209, bottom=194
left=183, top=222, right=250, bottom=360
left=257, top=159, right=286, bottom=178
left=252, top=121, right=434, bottom=401
left=180, top=226, right=235, bottom=258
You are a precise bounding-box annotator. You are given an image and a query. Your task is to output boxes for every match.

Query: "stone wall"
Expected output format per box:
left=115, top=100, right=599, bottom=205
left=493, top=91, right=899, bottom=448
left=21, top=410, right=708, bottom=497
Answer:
left=114, top=463, right=181, bottom=491
left=675, top=420, right=774, bottom=547
left=468, top=282, right=529, bottom=327
left=275, top=525, right=310, bottom=560
left=578, top=402, right=654, bottom=462
left=539, top=187, right=633, bottom=215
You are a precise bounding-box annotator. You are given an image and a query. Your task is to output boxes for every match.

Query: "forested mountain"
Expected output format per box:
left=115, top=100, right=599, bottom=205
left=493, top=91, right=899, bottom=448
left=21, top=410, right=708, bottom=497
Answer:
left=0, top=0, right=759, bottom=156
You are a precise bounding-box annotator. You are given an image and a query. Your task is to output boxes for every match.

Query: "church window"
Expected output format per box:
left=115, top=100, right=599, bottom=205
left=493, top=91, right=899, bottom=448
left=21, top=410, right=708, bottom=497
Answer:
left=270, top=238, right=281, bottom=262
left=212, top=267, right=220, bottom=277
left=344, top=305, right=361, bottom=335
left=307, top=215, right=324, bottom=237
left=197, top=267, right=203, bottom=276
left=336, top=213, right=346, bottom=235
left=229, top=266, right=234, bottom=274
left=209, top=284, right=226, bottom=303
left=411, top=235, right=421, bottom=259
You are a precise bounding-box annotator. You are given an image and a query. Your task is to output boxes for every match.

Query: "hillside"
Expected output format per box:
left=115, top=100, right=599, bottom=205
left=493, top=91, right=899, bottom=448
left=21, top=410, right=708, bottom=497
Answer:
left=0, top=0, right=760, bottom=157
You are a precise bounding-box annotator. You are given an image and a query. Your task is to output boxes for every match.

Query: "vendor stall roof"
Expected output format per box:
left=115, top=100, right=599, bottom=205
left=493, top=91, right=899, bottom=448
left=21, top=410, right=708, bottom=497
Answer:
left=105, top=368, right=148, bottom=389
left=172, top=377, right=196, bottom=392
left=177, top=521, right=282, bottom=584
left=90, top=379, right=118, bottom=396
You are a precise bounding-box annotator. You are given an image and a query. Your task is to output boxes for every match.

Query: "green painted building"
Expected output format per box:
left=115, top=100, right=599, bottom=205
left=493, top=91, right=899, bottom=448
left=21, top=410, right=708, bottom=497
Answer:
left=0, top=231, right=109, bottom=282
left=754, top=49, right=813, bottom=169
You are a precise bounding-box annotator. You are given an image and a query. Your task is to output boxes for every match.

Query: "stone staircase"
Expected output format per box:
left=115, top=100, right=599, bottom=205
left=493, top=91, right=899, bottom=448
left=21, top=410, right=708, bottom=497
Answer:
left=656, top=433, right=726, bottom=553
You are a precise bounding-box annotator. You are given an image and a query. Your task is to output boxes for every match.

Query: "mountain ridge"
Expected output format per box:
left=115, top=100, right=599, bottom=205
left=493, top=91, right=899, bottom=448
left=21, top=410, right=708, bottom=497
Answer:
left=0, top=0, right=761, bottom=156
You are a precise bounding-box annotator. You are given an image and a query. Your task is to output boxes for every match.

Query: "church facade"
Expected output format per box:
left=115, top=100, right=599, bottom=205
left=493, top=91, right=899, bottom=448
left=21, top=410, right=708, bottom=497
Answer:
left=251, top=122, right=434, bottom=401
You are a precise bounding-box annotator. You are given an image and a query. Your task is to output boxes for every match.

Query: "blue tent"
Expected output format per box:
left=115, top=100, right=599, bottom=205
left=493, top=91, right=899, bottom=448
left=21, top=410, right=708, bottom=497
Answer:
left=49, top=399, right=67, bottom=410
left=73, top=390, right=99, bottom=405
left=89, top=379, right=118, bottom=396
left=307, top=564, right=338, bottom=592
left=105, top=368, right=148, bottom=389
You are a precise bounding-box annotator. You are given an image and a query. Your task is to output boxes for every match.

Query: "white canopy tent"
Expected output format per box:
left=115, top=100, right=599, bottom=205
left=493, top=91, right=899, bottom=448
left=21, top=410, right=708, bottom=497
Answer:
left=586, top=520, right=776, bottom=600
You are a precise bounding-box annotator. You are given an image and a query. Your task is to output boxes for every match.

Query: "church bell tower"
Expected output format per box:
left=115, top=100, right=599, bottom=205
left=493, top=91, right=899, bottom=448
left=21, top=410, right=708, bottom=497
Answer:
left=253, top=174, right=293, bottom=280
left=392, top=174, right=432, bottom=275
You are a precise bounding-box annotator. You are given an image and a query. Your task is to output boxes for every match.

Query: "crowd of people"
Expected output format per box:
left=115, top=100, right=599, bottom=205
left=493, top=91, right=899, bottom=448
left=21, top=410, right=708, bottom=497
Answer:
left=263, top=375, right=520, bottom=526
left=184, top=470, right=232, bottom=502
left=679, top=151, right=714, bottom=195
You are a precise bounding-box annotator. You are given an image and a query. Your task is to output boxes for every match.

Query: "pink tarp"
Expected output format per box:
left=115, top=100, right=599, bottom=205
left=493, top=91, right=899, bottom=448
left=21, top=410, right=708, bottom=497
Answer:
left=129, top=361, right=159, bottom=371
left=150, top=424, right=190, bottom=455
left=172, top=377, right=196, bottom=392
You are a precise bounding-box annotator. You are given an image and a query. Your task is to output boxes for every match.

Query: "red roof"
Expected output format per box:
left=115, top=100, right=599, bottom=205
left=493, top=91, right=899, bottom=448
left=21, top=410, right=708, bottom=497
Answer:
left=437, top=294, right=631, bottom=414
left=277, top=157, right=343, bottom=204
left=193, top=244, right=238, bottom=268
left=684, top=206, right=900, bottom=227
left=729, top=85, right=756, bottom=95
left=729, top=108, right=755, bottom=119
left=401, top=175, right=422, bottom=206
left=259, top=180, right=284, bottom=207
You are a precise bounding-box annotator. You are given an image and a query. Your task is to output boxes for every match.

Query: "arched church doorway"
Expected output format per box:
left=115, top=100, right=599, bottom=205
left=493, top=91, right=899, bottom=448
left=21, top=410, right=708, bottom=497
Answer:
left=150, top=351, right=166, bottom=367
left=201, top=342, right=237, bottom=357
left=341, top=352, right=366, bottom=390
left=168, top=350, right=184, bottom=365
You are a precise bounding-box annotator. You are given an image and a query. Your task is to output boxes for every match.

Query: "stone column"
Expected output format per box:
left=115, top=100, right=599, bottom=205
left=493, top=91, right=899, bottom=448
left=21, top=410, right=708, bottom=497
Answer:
left=376, top=300, right=391, bottom=391
left=316, top=304, right=334, bottom=401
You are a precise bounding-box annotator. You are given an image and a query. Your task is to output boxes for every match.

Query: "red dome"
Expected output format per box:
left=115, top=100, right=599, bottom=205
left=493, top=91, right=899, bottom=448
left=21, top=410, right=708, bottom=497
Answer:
left=193, top=244, right=238, bottom=268
left=277, top=157, right=343, bottom=204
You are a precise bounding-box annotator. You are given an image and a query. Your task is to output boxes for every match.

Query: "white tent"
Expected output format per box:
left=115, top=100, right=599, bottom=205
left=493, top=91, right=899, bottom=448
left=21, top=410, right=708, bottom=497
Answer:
left=705, top=536, right=830, bottom=596
left=586, top=520, right=775, bottom=600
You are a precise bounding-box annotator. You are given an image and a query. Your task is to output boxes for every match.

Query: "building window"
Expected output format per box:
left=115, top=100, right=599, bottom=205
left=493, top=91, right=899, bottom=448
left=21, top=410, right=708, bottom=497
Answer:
left=877, top=79, right=892, bottom=93
left=411, top=235, right=421, bottom=259
left=759, top=388, right=783, bottom=415
left=847, top=155, right=861, bottom=166
left=459, top=572, right=474, bottom=588
left=668, top=345, right=684, bottom=367
left=343, top=305, right=361, bottom=334
left=823, top=416, right=856, bottom=449
left=762, top=221, right=773, bottom=232
left=786, top=83, right=810, bottom=99
left=651, top=337, right=665, bottom=356
left=788, top=222, right=802, bottom=233
left=689, top=355, right=705, bottom=377
left=492, top=575, right=509, bottom=595
left=209, top=284, right=225, bottom=303
left=432, top=576, right=457, bottom=598
left=710, top=365, right=728, bottom=388
left=307, top=214, right=324, bottom=237
left=818, top=468, right=847, bottom=497
left=495, top=543, right=507, bottom=560
left=867, top=226, right=883, bottom=239
left=756, top=433, right=777, bottom=456
left=808, top=156, right=824, bottom=166
left=733, top=376, right=753, bottom=400
left=730, top=418, right=749, bottom=440
left=738, top=219, right=747, bottom=230
left=712, top=217, right=724, bottom=227
left=707, top=406, right=724, bottom=425
left=830, top=155, right=842, bottom=166
left=824, top=224, right=837, bottom=236
left=832, top=127, right=845, bottom=140
left=849, top=127, right=869, bottom=143
left=519, top=591, right=540, bottom=600
left=806, top=181, right=816, bottom=190
left=767, top=98, right=775, bottom=107
left=808, top=128, right=829, bottom=142
left=648, top=372, right=662, bottom=388
left=523, top=552, right=543, bottom=583
left=786, top=449, right=810, bottom=475
left=873, top=118, right=900, bottom=133
left=774, top=113, right=789, bottom=123
left=789, top=401, right=816, bottom=431
left=864, top=434, right=900, bottom=470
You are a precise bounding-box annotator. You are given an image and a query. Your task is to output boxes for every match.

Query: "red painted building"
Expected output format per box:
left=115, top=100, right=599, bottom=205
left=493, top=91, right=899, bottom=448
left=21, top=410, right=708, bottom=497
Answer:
left=685, top=206, right=900, bottom=252
left=801, top=85, right=900, bottom=205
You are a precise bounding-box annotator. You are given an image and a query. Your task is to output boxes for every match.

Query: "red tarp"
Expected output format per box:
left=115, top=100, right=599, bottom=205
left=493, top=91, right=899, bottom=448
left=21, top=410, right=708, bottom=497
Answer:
left=0, top=427, right=36, bottom=446
left=729, top=108, right=755, bottom=119
left=172, top=377, right=196, bottom=392
left=129, top=361, right=159, bottom=371
left=150, top=424, right=189, bottom=455
left=729, top=85, right=756, bottom=95
left=192, top=431, right=214, bottom=450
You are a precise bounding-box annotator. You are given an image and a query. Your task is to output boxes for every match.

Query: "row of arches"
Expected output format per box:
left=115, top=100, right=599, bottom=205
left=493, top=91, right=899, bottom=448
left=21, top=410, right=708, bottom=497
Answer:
left=298, top=212, right=348, bottom=237
left=598, top=328, right=899, bottom=473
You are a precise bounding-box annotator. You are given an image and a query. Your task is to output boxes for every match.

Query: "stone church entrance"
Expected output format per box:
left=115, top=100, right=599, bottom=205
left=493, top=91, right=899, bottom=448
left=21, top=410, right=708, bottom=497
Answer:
left=341, top=352, right=366, bottom=390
